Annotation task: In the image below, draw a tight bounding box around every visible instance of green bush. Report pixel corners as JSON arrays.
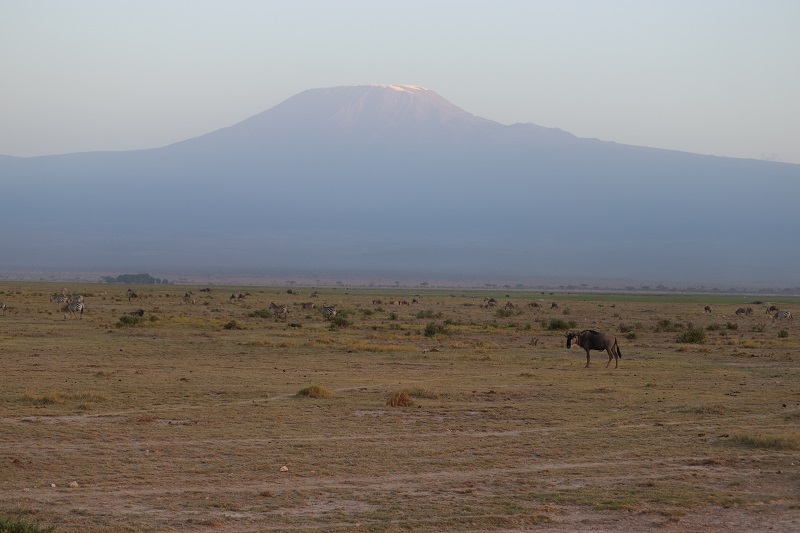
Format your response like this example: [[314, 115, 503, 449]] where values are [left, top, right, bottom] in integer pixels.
[[677, 323, 705, 343], [547, 319, 577, 331], [329, 315, 352, 329], [223, 320, 243, 330], [655, 319, 683, 333], [778, 330, 789, 338], [0, 517, 54, 533], [725, 322, 738, 330], [116, 314, 144, 327], [415, 310, 441, 319], [247, 308, 272, 318], [424, 322, 450, 337]]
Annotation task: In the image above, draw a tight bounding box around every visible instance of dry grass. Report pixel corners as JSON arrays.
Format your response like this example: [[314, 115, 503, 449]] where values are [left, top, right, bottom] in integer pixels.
[[386, 390, 414, 407], [0, 282, 799, 532]]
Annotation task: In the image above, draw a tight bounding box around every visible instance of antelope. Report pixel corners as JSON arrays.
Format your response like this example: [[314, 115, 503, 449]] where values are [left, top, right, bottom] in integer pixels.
[[566, 330, 622, 369]]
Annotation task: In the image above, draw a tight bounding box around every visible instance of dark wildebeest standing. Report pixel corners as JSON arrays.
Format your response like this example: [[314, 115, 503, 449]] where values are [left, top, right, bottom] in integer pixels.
[[566, 330, 622, 369], [704, 305, 712, 313]]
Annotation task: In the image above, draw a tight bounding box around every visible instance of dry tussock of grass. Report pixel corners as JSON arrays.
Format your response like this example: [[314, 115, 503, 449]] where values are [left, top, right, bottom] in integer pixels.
[[296, 385, 331, 398], [21, 390, 110, 406], [346, 342, 414, 353], [387, 390, 414, 407]]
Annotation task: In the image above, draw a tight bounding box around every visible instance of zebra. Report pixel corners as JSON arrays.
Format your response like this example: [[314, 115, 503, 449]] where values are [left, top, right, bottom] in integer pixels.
[[321, 305, 337, 320], [63, 301, 84, 319], [773, 310, 793, 321], [0, 301, 6, 315], [127, 289, 140, 301], [269, 302, 288, 319]]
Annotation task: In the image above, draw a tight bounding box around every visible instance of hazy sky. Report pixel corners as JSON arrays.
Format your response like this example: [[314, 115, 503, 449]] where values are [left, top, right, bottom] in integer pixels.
[[2, 0, 799, 163]]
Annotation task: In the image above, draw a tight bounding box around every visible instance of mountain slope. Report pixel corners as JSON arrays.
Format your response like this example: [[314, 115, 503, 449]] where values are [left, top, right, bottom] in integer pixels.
[[2, 85, 799, 285]]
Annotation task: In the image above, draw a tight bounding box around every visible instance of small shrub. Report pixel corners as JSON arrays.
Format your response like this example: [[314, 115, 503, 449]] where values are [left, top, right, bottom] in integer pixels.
[[729, 433, 798, 450], [778, 330, 789, 338], [725, 322, 738, 331], [388, 312, 398, 320], [387, 390, 414, 407], [116, 314, 144, 327], [424, 322, 450, 337], [495, 308, 514, 318], [408, 387, 439, 399], [706, 323, 721, 331], [752, 323, 766, 332], [288, 323, 302, 328], [223, 320, 243, 330], [655, 319, 683, 333], [625, 332, 637, 340], [248, 309, 272, 319], [0, 517, 55, 533], [677, 323, 705, 344], [329, 315, 352, 329], [296, 385, 331, 399], [415, 310, 441, 319], [619, 324, 635, 333], [548, 319, 576, 330]]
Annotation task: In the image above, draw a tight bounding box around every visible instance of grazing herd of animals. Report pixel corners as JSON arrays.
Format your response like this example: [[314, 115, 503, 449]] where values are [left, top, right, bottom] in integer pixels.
[[0, 290, 794, 371]]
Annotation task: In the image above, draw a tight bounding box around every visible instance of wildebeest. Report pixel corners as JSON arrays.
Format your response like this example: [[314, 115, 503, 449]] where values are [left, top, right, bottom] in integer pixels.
[[128, 309, 145, 317], [127, 289, 139, 301], [301, 302, 316, 310], [566, 330, 622, 369], [551, 302, 559, 310], [704, 305, 712, 313], [735, 307, 753, 316], [766, 305, 779, 314]]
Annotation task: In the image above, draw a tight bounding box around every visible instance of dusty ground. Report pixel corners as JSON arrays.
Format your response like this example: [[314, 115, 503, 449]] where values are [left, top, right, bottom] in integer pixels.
[[1, 283, 798, 531]]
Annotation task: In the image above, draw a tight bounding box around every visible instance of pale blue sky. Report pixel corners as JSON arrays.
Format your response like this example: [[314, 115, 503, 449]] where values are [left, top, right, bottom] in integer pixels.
[[2, 0, 798, 163]]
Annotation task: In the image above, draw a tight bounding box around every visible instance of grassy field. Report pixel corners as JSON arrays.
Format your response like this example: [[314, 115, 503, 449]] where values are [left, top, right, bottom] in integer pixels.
[[1, 282, 798, 532]]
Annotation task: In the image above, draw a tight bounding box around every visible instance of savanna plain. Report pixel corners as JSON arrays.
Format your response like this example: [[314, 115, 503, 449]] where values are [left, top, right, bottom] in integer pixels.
[[1, 282, 799, 532]]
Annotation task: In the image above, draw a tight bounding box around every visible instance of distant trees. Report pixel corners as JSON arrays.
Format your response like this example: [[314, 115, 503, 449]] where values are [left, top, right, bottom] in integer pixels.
[[101, 273, 168, 284]]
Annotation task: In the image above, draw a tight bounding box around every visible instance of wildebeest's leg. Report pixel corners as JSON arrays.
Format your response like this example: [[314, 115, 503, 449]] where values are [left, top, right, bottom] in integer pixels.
[[584, 348, 591, 368], [605, 348, 614, 368]]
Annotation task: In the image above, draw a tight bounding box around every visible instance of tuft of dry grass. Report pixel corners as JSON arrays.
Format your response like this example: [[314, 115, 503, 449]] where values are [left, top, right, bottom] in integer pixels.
[[296, 385, 331, 398], [387, 390, 414, 407]]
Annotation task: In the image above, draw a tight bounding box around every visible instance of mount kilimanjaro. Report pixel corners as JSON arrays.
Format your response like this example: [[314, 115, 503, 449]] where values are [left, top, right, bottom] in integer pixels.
[[2, 84, 799, 285]]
